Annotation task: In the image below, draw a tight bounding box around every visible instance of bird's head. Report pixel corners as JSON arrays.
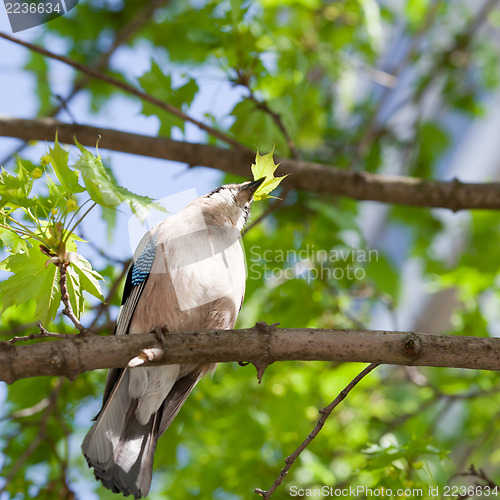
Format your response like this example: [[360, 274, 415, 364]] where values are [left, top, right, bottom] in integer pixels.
[[201, 178, 266, 231]]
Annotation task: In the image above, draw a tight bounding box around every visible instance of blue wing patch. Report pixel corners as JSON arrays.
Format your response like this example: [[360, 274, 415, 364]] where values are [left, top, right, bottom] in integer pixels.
[[131, 235, 157, 286]]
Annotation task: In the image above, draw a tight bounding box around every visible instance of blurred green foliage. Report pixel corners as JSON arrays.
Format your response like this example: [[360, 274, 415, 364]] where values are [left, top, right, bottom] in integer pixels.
[[2, 0, 500, 499]]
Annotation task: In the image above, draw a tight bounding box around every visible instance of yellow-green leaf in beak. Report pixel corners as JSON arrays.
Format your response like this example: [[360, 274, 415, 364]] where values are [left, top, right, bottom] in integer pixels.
[[251, 147, 288, 201]]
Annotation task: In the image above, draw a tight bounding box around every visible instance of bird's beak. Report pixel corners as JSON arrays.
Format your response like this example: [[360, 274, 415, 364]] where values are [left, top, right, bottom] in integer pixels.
[[240, 177, 266, 196]]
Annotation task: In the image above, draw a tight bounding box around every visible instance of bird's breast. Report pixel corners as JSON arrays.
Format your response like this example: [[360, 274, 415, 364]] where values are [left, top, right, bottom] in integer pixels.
[[129, 224, 246, 335]]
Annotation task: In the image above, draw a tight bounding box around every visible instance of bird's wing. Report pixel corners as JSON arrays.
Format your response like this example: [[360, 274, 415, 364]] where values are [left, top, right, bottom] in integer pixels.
[[158, 369, 204, 436], [109, 391, 163, 498], [117, 234, 158, 336], [82, 369, 160, 499], [100, 235, 157, 406], [83, 234, 162, 498]]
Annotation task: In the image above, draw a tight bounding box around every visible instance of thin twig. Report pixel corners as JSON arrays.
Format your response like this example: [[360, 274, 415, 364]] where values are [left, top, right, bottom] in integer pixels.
[[232, 67, 299, 158], [386, 382, 500, 433], [248, 94, 300, 159], [452, 464, 500, 499], [452, 464, 499, 489], [255, 363, 379, 499], [9, 397, 51, 419], [352, 0, 442, 168], [54, 0, 172, 109], [0, 32, 250, 153], [354, 0, 498, 170], [455, 406, 500, 473], [78, 227, 130, 265], [56, 262, 87, 333], [8, 322, 74, 344], [55, 94, 77, 124], [413, 0, 500, 106], [64, 202, 97, 244], [0, 321, 38, 338], [326, 284, 366, 330]]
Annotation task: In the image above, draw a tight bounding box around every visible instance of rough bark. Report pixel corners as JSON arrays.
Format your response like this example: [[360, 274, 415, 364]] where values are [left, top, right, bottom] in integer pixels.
[[0, 116, 498, 211], [1, 327, 500, 384]]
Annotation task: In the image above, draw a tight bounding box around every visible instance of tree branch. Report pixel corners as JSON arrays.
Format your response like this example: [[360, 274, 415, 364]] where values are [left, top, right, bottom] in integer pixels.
[[8, 322, 74, 344], [353, 0, 442, 165], [247, 92, 300, 159], [452, 464, 499, 491], [56, 262, 87, 333], [0, 32, 249, 152], [1, 326, 500, 384], [1, 116, 500, 211], [255, 363, 379, 499]]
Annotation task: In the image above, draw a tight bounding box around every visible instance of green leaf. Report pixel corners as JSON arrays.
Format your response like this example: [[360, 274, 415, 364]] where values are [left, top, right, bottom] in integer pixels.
[[230, 99, 289, 153], [0, 236, 103, 324], [71, 254, 105, 302], [48, 136, 85, 194], [138, 61, 199, 136], [365, 252, 399, 298], [0, 226, 29, 253], [413, 121, 450, 177], [101, 205, 117, 242], [66, 264, 84, 319], [73, 140, 162, 220], [0, 242, 60, 324], [24, 51, 51, 115], [0, 163, 34, 209], [251, 148, 288, 201], [404, 0, 431, 29], [73, 141, 122, 208]]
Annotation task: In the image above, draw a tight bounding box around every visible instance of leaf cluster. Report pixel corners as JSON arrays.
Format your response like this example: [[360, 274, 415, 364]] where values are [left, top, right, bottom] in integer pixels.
[[0, 138, 158, 324]]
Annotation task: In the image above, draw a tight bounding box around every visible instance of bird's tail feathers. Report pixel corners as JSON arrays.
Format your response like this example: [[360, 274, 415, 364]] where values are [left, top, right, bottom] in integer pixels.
[[158, 370, 205, 435], [81, 369, 160, 499], [81, 365, 212, 498]]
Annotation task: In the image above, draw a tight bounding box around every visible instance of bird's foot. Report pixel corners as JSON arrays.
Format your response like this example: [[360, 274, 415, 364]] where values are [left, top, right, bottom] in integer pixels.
[[150, 325, 169, 348]]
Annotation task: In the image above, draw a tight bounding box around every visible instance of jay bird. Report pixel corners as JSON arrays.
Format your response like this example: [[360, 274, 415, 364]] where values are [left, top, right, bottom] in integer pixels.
[[82, 178, 265, 498]]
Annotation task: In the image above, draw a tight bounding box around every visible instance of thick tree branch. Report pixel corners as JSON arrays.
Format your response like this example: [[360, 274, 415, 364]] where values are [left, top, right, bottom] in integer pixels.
[[1, 327, 500, 384], [1, 116, 500, 211]]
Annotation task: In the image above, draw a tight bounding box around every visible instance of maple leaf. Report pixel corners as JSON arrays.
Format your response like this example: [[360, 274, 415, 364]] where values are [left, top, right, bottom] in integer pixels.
[[250, 147, 288, 201]]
